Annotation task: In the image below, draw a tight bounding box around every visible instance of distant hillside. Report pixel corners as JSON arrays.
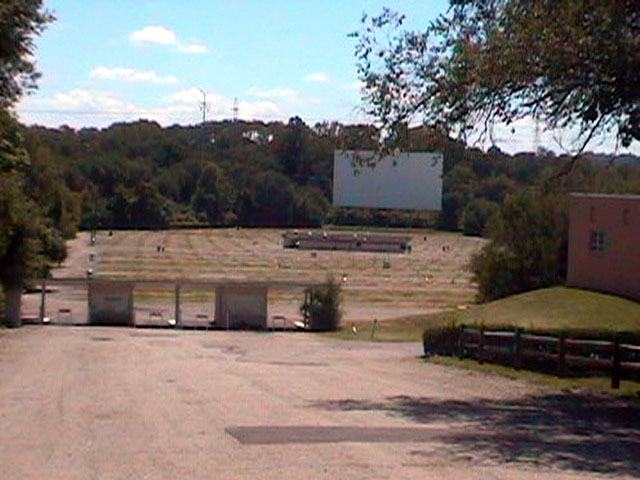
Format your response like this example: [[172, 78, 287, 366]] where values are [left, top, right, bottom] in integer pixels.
[[585, 152, 640, 168], [20, 119, 640, 233]]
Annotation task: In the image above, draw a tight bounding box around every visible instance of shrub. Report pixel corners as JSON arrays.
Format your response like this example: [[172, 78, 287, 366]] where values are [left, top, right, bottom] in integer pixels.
[[300, 276, 343, 331], [462, 198, 499, 236], [422, 322, 461, 356], [470, 190, 568, 302]]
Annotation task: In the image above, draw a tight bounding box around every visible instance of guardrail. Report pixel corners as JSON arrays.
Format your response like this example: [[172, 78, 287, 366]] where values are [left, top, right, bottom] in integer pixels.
[[458, 325, 640, 389]]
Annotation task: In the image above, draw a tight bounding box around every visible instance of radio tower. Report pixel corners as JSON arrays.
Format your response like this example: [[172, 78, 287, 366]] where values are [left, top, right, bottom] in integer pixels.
[[233, 97, 239, 122], [198, 89, 209, 126], [198, 89, 209, 162]]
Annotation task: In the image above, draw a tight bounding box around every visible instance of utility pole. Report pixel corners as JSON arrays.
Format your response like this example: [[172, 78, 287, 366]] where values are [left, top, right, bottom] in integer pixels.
[[198, 89, 209, 162], [233, 97, 238, 122], [199, 88, 209, 126]]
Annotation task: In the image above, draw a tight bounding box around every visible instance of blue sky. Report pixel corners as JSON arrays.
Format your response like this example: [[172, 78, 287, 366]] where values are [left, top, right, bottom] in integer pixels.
[[18, 1, 446, 126], [16, 1, 639, 155]]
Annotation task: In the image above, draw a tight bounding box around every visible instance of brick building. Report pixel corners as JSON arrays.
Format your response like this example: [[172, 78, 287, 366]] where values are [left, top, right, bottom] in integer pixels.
[[567, 193, 640, 301]]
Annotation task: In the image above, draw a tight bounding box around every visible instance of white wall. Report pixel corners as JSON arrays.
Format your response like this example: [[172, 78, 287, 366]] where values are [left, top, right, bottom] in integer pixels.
[[333, 150, 443, 211], [88, 282, 133, 325]]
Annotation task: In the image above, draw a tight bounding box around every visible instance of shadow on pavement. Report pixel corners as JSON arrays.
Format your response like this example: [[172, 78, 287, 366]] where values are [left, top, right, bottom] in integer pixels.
[[309, 392, 640, 475]]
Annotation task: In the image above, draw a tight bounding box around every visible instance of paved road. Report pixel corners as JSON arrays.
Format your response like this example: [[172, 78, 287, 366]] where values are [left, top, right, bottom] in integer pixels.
[[0, 327, 638, 479]]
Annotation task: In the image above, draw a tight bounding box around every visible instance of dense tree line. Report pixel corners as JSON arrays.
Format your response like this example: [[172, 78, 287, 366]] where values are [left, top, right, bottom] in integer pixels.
[[20, 119, 640, 238]]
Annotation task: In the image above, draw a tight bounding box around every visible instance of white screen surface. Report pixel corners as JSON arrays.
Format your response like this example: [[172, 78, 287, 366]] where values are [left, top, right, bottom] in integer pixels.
[[333, 150, 443, 211]]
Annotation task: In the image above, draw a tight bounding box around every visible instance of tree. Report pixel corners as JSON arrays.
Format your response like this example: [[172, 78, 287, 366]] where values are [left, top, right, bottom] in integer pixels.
[[0, 1, 54, 326], [190, 163, 236, 224], [0, 1, 54, 109], [353, 1, 639, 301], [470, 190, 568, 301], [300, 276, 343, 331], [462, 198, 499, 236], [352, 1, 640, 154], [250, 171, 296, 226]]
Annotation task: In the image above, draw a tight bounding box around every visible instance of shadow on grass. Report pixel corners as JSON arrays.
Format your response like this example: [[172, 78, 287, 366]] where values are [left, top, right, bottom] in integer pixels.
[[309, 393, 640, 475]]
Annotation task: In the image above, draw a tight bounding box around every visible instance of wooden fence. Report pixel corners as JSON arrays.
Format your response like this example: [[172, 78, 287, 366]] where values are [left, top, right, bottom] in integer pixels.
[[458, 325, 640, 389]]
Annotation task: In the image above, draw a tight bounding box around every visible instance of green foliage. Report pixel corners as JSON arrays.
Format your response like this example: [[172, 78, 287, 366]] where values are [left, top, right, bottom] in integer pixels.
[[0, 172, 50, 287], [190, 162, 236, 224], [108, 183, 169, 229], [462, 199, 499, 236], [471, 191, 568, 301], [0, 0, 54, 108], [353, 1, 640, 150], [17, 119, 640, 234], [251, 171, 296, 226], [0, 110, 29, 171], [292, 186, 330, 227], [422, 322, 461, 357], [300, 276, 343, 331]]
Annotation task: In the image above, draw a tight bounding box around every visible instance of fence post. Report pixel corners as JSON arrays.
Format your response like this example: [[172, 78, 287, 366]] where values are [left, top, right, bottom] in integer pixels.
[[513, 329, 522, 370], [478, 327, 485, 364], [612, 337, 621, 389], [557, 335, 566, 377], [457, 324, 465, 359], [39, 278, 47, 324], [174, 284, 181, 328]]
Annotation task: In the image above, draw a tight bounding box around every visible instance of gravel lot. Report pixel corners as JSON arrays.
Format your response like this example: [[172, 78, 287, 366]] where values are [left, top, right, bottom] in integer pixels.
[[1, 326, 637, 479]]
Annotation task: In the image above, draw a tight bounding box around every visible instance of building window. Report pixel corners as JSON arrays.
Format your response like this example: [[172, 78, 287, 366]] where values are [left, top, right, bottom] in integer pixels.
[[623, 208, 630, 226], [589, 230, 605, 252]]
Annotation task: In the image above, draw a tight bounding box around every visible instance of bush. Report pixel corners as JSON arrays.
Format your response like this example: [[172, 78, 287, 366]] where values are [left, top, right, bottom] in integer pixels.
[[470, 190, 568, 302], [300, 276, 343, 331], [462, 198, 499, 236], [422, 323, 461, 356]]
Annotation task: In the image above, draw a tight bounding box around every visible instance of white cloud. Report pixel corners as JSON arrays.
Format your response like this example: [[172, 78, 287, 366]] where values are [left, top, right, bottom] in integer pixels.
[[90, 66, 178, 84], [18, 87, 287, 129], [167, 87, 217, 105], [51, 89, 136, 113], [163, 89, 281, 120], [130, 26, 207, 54], [247, 87, 298, 100], [176, 43, 207, 54], [304, 72, 330, 83], [238, 100, 282, 119], [130, 26, 177, 45]]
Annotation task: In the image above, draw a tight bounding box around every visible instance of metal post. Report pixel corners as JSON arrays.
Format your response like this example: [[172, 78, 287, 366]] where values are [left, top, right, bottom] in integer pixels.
[[514, 329, 522, 370], [370, 318, 378, 340], [612, 337, 621, 389], [457, 324, 465, 359], [557, 335, 566, 377], [39, 279, 46, 324], [174, 284, 181, 328]]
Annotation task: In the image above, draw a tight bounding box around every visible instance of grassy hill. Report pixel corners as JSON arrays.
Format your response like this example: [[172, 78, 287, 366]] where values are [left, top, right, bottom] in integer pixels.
[[461, 287, 640, 335], [328, 286, 640, 341]]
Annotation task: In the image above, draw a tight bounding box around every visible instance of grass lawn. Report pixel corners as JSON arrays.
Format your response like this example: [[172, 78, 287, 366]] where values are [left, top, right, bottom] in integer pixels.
[[325, 286, 640, 342], [323, 286, 640, 394], [428, 355, 640, 396], [465, 286, 640, 335]]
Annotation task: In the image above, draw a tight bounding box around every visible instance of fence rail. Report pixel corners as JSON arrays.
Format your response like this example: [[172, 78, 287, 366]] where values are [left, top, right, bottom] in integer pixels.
[[457, 325, 640, 389]]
